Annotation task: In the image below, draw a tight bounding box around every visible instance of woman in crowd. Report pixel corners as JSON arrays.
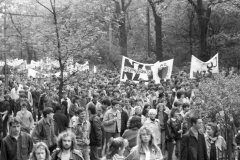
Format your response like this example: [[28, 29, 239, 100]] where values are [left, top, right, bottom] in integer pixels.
[[122, 116, 142, 156], [102, 137, 128, 160], [29, 142, 51, 160], [125, 126, 163, 160], [141, 104, 151, 124], [205, 122, 226, 160]]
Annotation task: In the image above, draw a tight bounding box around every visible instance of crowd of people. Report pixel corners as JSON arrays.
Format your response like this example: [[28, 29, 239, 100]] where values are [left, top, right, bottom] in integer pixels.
[[0, 69, 238, 160]]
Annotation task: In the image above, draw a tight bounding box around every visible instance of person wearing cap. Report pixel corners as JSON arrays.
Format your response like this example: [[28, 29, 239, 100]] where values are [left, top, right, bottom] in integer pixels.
[[1, 117, 33, 160], [31, 107, 57, 153], [16, 100, 34, 134], [103, 100, 121, 154]]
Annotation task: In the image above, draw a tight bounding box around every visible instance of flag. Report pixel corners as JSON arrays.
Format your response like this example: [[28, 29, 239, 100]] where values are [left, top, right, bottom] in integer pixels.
[[190, 53, 219, 79]]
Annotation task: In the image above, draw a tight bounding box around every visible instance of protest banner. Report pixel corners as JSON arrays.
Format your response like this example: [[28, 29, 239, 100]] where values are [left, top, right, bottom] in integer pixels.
[[190, 53, 219, 79], [152, 59, 174, 83], [120, 56, 154, 82]]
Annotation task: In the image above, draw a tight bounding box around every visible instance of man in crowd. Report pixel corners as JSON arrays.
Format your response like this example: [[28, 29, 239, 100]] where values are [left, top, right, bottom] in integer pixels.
[[51, 130, 84, 160], [180, 116, 208, 160], [16, 100, 34, 133], [31, 107, 57, 153], [71, 108, 90, 160], [1, 117, 33, 160], [88, 102, 103, 160], [54, 104, 69, 136]]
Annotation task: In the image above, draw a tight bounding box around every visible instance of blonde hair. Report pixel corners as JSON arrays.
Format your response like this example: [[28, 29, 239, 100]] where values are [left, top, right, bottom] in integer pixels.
[[136, 126, 160, 153], [29, 142, 51, 160]]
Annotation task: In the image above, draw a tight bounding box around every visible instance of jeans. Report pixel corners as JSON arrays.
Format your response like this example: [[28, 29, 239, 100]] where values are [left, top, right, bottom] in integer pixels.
[[76, 145, 90, 160]]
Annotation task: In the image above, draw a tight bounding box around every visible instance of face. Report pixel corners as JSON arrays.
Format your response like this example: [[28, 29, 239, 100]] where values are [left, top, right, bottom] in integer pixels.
[[47, 113, 54, 120], [206, 125, 214, 136], [62, 136, 72, 150], [21, 105, 27, 111], [79, 111, 86, 120], [9, 123, 21, 137], [113, 104, 119, 110], [195, 119, 203, 130], [35, 147, 46, 160], [141, 130, 151, 144], [149, 112, 156, 119]]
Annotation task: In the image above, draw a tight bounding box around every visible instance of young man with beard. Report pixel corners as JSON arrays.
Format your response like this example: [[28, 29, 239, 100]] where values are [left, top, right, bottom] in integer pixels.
[[1, 117, 33, 160], [51, 130, 84, 160]]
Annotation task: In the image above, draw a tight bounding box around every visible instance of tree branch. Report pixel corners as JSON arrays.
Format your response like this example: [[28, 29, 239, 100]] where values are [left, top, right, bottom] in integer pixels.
[[9, 13, 23, 38], [188, 0, 198, 11], [35, 0, 54, 14], [124, 0, 133, 10]]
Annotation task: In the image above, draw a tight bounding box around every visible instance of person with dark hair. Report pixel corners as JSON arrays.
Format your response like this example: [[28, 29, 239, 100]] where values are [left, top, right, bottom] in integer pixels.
[[205, 122, 226, 160], [0, 94, 11, 138], [71, 107, 90, 160], [29, 142, 51, 160], [88, 102, 103, 160], [102, 137, 128, 160], [16, 100, 34, 133], [51, 130, 84, 160], [31, 107, 57, 153], [1, 117, 33, 160], [141, 104, 151, 124], [180, 116, 208, 160], [180, 103, 190, 118], [61, 101, 68, 117], [103, 100, 121, 154], [53, 104, 69, 136], [118, 102, 129, 136], [101, 97, 111, 115], [122, 116, 142, 156]]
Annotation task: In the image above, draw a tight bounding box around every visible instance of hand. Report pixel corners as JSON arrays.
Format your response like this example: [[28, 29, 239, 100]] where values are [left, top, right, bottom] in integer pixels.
[[178, 130, 183, 134], [172, 141, 176, 144]]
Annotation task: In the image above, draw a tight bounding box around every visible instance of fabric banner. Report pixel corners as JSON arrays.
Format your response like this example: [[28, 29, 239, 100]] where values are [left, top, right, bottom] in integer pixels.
[[152, 59, 174, 83], [190, 53, 219, 79], [120, 56, 154, 82]]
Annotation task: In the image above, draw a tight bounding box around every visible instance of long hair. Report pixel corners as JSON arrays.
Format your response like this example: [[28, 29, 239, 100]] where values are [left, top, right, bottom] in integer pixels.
[[106, 137, 128, 159], [136, 126, 160, 153], [29, 142, 51, 160], [57, 130, 76, 150]]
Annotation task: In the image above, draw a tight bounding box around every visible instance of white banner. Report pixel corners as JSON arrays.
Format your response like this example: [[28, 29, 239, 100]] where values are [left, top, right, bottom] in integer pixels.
[[120, 56, 154, 82], [152, 59, 174, 83], [190, 53, 219, 79]]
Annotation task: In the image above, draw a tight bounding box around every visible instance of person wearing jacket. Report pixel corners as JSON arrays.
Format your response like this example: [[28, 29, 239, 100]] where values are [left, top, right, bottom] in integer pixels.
[[51, 130, 84, 160], [125, 126, 163, 160], [1, 117, 33, 160], [205, 122, 226, 160], [88, 102, 103, 160], [103, 100, 121, 152], [31, 107, 57, 153], [180, 116, 208, 160]]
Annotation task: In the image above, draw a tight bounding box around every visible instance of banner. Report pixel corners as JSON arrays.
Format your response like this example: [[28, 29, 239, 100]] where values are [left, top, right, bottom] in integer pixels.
[[120, 56, 154, 82], [190, 53, 219, 79], [152, 59, 174, 83]]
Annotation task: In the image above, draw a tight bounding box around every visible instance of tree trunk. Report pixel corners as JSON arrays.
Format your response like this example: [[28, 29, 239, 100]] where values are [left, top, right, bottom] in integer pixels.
[[26, 42, 33, 64], [149, 0, 163, 61], [188, 0, 211, 61], [188, 9, 194, 56]]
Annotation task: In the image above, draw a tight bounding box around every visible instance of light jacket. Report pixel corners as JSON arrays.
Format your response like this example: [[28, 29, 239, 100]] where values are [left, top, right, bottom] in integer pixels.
[[205, 134, 226, 160], [103, 108, 121, 133], [143, 118, 161, 145], [51, 148, 84, 160], [125, 145, 163, 160]]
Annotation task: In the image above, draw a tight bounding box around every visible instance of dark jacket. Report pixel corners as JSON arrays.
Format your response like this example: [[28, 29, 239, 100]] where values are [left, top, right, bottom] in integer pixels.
[[0, 132, 33, 160], [180, 129, 208, 160], [53, 111, 69, 136], [89, 115, 102, 147], [51, 148, 84, 160], [120, 109, 129, 135]]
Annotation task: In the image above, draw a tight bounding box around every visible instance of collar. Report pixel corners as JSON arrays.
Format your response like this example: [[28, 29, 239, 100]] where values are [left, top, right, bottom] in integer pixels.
[[57, 150, 74, 160]]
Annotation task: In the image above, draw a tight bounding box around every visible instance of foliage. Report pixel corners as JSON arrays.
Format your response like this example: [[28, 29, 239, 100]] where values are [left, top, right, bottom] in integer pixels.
[[198, 73, 240, 127]]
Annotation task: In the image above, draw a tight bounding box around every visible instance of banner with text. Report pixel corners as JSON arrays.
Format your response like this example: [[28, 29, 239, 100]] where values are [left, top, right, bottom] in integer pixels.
[[120, 56, 154, 82], [190, 53, 219, 79]]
